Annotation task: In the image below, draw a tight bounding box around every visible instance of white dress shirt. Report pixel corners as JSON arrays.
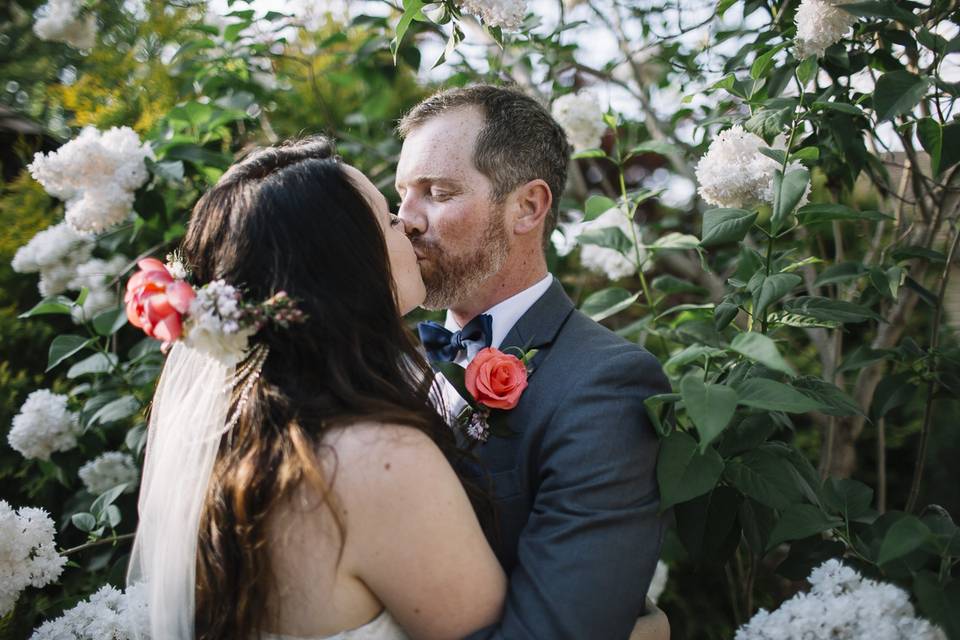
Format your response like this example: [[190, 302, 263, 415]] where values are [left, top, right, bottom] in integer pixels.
[[434, 273, 553, 417]]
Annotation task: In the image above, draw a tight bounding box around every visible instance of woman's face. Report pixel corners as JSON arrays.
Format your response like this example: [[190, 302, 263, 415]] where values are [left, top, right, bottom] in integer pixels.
[[342, 164, 426, 315]]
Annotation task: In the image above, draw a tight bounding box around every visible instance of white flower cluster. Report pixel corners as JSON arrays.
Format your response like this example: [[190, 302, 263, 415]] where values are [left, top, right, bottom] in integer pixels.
[[31, 582, 150, 640], [735, 559, 946, 640], [184, 280, 255, 365], [795, 0, 858, 59], [0, 501, 66, 617], [28, 126, 154, 233], [696, 125, 808, 210], [69, 255, 129, 323], [8, 389, 80, 461], [552, 91, 607, 152], [647, 560, 669, 605], [11, 222, 94, 297], [78, 451, 139, 496], [33, 0, 97, 50], [164, 252, 188, 281], [458, 0, 526, 30], [577, 205, 651, 281]]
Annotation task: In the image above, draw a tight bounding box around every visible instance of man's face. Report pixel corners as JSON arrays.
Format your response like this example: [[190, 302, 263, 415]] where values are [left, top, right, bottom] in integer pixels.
[[395, 107, 511, 310]]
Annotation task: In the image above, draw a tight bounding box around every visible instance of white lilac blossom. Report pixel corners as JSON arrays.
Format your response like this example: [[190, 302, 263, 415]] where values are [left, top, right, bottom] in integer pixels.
[[28, 126, 154, 233], [647, 560, 668, 605], [8, 390, 80, 461], [551, 91, 607, 152], [735, 559, 947, 640], [78, 451, 139, 496], [11, 222, 94, 297], [69, 255, 129, 322], [795, 0, 858, 59], [577, 205, 651, 281], [0, 501, 67, 617], [30, 582, 150, 640], [695, 125, 808, 210], [184, 280, 256, 365], [33, 0, 97, 50], [164, 252, 188, 281], [458, 0, 526, 30]]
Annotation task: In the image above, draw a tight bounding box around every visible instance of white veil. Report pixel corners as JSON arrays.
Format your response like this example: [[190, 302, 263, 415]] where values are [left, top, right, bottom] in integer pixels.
[[127, 341, 232, 639]]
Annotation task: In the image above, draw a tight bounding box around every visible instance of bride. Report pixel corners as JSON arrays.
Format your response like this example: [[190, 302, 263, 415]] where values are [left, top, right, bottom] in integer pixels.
[[126, 136, 668, 639]]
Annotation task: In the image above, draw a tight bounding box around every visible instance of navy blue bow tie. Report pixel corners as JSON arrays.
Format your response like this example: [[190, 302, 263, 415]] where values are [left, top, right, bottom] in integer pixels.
[[417, 314, 493, 363]]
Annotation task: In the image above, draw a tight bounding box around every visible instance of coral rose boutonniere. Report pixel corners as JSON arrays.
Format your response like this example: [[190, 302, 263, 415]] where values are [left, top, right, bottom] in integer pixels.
[[434, 347, 536, 444]]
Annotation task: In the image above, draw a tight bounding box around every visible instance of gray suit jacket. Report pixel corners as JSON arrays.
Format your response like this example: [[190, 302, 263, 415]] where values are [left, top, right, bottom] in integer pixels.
[[461, 278, 671, 640]]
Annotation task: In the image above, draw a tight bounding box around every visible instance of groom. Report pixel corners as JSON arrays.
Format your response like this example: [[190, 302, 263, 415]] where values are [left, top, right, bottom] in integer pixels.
[[396, 84, 670, 639]]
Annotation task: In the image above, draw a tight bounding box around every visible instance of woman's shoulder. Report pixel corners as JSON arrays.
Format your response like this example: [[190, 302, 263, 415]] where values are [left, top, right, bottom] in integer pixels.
[[321, 422, 456, 505]]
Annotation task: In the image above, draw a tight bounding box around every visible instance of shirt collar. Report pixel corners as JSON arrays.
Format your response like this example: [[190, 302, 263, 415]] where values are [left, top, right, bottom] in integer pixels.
[[444, 273, 554, 351]]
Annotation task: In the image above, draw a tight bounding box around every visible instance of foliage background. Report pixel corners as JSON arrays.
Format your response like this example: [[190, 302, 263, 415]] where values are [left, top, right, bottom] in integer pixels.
[[1, 0, 959, 637]]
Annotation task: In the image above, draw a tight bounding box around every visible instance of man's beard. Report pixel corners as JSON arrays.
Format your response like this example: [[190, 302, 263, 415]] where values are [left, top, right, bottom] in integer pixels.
[[414, 207, 510, 310]]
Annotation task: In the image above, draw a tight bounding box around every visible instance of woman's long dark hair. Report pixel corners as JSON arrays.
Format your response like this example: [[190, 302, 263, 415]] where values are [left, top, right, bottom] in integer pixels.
[[181, 137, 485, 639]]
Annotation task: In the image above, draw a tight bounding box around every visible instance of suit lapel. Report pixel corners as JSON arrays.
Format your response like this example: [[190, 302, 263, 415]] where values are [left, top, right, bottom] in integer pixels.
[[498, 277, 575, 375]]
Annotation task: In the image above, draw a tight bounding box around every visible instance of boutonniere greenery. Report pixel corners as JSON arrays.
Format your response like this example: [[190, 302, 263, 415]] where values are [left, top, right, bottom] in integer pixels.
[[433, 346, 537, 443]]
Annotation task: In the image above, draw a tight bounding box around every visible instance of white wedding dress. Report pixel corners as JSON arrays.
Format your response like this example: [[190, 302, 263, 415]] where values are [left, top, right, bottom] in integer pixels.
[[261, 610, 409, 640]]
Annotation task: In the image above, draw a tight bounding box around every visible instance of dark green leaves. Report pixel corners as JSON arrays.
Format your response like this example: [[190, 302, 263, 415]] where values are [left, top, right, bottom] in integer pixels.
[[584, 195, 617, 221], [730, 332, 796, 377], [796, 203, 892, 225], [700, 208, 757, 247], [680, 374, 738, 451], [19, 296, 75, 319], [771, 168, 809, 233], [782, 296, 883, 323], [752, 273, 802, 319], [873, 70, 930, 122], [390, 0, 426, 62], [767, 504, 843, 549], [578, 226, 633, 256], [734, 378, 825, 413], [917, 119, 960, 176], [579, 287, 640, 322], [878, 515, 932, 565], [657, 430, 725, 511], [839, 1, 920, 27], [47, 335, 95, 372]]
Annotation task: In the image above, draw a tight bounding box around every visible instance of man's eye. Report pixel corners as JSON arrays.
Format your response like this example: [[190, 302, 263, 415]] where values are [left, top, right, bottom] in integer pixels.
[[389, 215, 402, 227], [430, 191, 451, 200]]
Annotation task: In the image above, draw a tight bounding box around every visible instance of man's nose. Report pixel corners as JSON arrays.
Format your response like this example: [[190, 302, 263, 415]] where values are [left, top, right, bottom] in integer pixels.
[[397, 198, 427, 237]]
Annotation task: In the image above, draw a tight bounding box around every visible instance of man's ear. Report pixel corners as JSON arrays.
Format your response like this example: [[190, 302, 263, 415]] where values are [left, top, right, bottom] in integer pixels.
[[512, 179, 552, 236]]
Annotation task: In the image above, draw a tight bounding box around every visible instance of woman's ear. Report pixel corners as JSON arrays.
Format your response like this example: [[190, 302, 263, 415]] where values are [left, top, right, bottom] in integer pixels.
[[512, 179, 552, 236]]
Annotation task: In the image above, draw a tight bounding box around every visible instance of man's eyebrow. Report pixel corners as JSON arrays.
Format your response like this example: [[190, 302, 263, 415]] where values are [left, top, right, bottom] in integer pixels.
[[396, 175, 462, 188]]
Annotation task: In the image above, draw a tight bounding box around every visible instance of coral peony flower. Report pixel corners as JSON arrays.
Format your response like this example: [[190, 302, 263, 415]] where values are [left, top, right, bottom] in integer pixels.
[[466, 347, 529, 410], [124, 258, 195, 343]]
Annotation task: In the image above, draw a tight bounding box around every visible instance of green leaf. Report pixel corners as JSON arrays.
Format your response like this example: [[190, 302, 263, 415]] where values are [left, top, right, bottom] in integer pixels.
[[627, 140, 682, 158], [790, 146, 819, 162], [578, 226, 633, 256], [796, 56, 818, 86], [665, 344, 725, 371], [873, 70, 930, 122], [823, 477, 874, 520], [724, 448, 806, 510], [715, 301, 740, 331], [644, 393, 678, 438], [18, 296, 75, 319], [72, 512, 97, 533], [92, 307, 128, 337], [796, 203, 892, 225], [91, 484, 129, 519], [572, 148, 607, 160], [917, 118, 943, 176], [89, 395, 141, 426], [878, 515, 932, 565], [657, 430, 725, 511], [67, 353, 118, 379], [750, 44, 786, 80], [729, 332, 796, 377], [782, 296, 883, 323], [580, 287, 640, 322], [836, 346, 891, 374], [700, 208, 758, 247], [675, 486, 742, 563], [814, 261, 867, 287], [718, 415, 779, 458], [771, 167, 810, 233], [752, 273, 802, 319], [839, 1, 920, 26], [734, 378, 825, 413], [767, 504, 843, 549], [914, 572, 960, 639], [652, 275, 707, 296], [584, 195, 617, 221], [891, 246, 947, 264], [680, 374, 738, 451], [390, 0, 426, 62], [647, 232, 700, 251], [810, 101, 865, 117], [758, 146, 787, 164], [47, 335, 94, 372], [793, 377, 864, 416]]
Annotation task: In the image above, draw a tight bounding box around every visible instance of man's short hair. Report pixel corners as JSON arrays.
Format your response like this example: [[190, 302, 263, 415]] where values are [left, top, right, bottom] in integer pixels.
[[397, 84, 572, 251]]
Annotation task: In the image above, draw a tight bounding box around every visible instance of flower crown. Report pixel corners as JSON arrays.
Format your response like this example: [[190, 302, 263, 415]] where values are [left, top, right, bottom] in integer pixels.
[[124, 252, 305, 365]]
